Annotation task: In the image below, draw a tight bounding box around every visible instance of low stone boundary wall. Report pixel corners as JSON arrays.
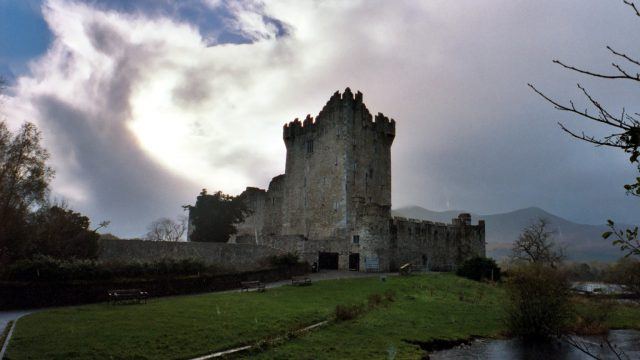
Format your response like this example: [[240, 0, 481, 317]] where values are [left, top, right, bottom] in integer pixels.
[[98, 239, 285, 271]]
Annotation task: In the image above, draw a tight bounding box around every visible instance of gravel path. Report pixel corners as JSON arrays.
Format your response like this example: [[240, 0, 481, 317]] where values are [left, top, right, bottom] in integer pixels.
[[264, 270, 394, 289], [0, 311, 30, 334], [0, 311, 29, 359]]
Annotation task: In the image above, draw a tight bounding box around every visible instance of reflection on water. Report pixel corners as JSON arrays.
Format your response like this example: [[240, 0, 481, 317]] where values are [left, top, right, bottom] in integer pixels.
[[571, 282, 626, 295], [429, 330, 640, 360]]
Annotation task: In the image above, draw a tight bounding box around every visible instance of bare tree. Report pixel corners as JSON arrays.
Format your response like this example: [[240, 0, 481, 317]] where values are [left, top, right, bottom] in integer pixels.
[[529, 0, 640, 258], [561, 334, 627, 360], [511, 218, 565, 267], [145, 216, 187, 242], [93, 220, 111, 233]]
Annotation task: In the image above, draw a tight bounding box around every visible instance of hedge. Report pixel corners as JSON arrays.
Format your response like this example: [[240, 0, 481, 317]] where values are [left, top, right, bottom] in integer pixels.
[[0, 263, 309, 310], [1, 256, 211, 282]]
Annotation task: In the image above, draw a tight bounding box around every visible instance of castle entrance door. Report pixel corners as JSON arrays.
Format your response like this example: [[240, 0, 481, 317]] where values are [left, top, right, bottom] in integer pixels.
[[349, 253, 360, 271], [318, 252, 339, 270]]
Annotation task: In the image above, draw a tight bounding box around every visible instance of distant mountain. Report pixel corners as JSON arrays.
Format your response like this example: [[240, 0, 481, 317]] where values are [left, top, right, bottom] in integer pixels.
[[392, 206, 633, 262]]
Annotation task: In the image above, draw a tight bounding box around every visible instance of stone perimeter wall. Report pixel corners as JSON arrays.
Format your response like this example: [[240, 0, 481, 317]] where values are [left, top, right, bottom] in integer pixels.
[[391, 214, 486, 271], [97, 239, 285, 272]]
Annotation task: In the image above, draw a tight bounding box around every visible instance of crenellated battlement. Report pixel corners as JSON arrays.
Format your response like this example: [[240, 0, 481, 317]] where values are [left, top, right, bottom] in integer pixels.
[[283, 88, 396, 143], [392, 213, 484, 230]]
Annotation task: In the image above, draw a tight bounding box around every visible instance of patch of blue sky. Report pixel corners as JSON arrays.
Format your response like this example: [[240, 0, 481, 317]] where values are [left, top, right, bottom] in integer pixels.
[[0, 0, 51, 80], [0, 0, 287, 80]]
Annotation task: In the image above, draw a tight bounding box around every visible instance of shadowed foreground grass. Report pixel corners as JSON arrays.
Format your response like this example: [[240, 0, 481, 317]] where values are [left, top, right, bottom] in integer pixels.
[[247, 289, 640, 359], [5, 274, 640, 359]]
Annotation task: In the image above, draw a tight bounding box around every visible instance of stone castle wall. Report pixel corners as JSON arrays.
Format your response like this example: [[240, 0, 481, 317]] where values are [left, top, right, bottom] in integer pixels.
[[195, 89, 485, 272], [108, 89, 484, 272], [97, 239, 285, 271], [391, 214, 486, 271]]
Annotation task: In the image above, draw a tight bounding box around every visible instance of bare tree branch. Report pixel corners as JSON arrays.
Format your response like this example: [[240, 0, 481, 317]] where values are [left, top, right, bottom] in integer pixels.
[[624, 0, 640, 17], [608, 46, 640, 67], [561, 334, 628, 360], [529, 82, 639, 162], [553, 59, 640, 82]]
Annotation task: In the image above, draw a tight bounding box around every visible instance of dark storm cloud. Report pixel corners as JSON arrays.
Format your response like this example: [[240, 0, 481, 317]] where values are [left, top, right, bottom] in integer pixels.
[[20, 8, 204, 235], [34, 94, 198, 236], [172, 67, 214, 108]]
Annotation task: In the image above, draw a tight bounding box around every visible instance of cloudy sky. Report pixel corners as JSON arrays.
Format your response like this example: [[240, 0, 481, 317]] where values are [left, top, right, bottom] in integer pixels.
[[1, 0, 639, 237]]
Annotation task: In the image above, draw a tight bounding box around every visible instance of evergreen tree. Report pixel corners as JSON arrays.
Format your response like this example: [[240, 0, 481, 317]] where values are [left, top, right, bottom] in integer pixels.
[[186, 189, 249, 243]]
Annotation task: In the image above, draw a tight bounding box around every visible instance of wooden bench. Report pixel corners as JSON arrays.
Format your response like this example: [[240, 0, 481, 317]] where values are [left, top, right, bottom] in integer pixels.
[[240, 280, 265, 292], [291, 276, 312, 286], [108, 289, 149, 304], [399, 263, 412, 276]]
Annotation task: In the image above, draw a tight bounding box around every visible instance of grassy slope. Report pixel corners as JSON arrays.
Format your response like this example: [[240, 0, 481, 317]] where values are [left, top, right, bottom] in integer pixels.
[[251, 287, 640, 359], [5, 274, 639, 360], [246, 275, 506, 359]]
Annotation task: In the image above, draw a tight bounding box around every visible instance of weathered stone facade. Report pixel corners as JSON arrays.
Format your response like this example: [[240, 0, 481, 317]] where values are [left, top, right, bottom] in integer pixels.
[[195, 89, 485, 272], [391, 214, 485, 271]]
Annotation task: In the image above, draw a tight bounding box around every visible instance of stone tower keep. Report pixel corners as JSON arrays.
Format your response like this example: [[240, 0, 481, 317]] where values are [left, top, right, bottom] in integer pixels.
[[279, 88, 395, 270], [195, 88, 485, 272]]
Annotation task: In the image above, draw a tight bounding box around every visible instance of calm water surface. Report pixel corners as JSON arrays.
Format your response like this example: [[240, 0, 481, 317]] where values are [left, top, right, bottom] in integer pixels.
[[430, 330, 640, 360]]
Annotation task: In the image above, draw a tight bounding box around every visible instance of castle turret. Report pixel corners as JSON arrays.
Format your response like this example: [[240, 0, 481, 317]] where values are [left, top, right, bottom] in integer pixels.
[[279, 88, 396, 270]]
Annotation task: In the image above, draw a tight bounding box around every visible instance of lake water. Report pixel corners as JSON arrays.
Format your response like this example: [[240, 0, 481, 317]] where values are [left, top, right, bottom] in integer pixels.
[[571, 282, 626, 295], [429, 330, 640, 360]]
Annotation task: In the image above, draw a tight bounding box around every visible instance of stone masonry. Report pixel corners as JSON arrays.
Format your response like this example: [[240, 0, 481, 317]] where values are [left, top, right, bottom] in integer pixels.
[[192, 88, 485, 272]]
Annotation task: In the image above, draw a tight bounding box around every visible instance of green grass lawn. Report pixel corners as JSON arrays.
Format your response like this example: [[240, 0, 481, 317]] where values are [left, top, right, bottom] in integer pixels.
[[5, 274, 640, 360], [246, 275, 507, 359]]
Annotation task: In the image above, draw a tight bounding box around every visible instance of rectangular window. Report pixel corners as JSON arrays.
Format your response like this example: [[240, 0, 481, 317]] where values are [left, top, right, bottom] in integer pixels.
[[306, 140, 314, 153], [353, 235, 360, 244]]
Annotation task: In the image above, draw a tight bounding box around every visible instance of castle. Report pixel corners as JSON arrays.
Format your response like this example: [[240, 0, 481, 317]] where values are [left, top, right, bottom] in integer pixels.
[[190, 88, 485, 272]]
